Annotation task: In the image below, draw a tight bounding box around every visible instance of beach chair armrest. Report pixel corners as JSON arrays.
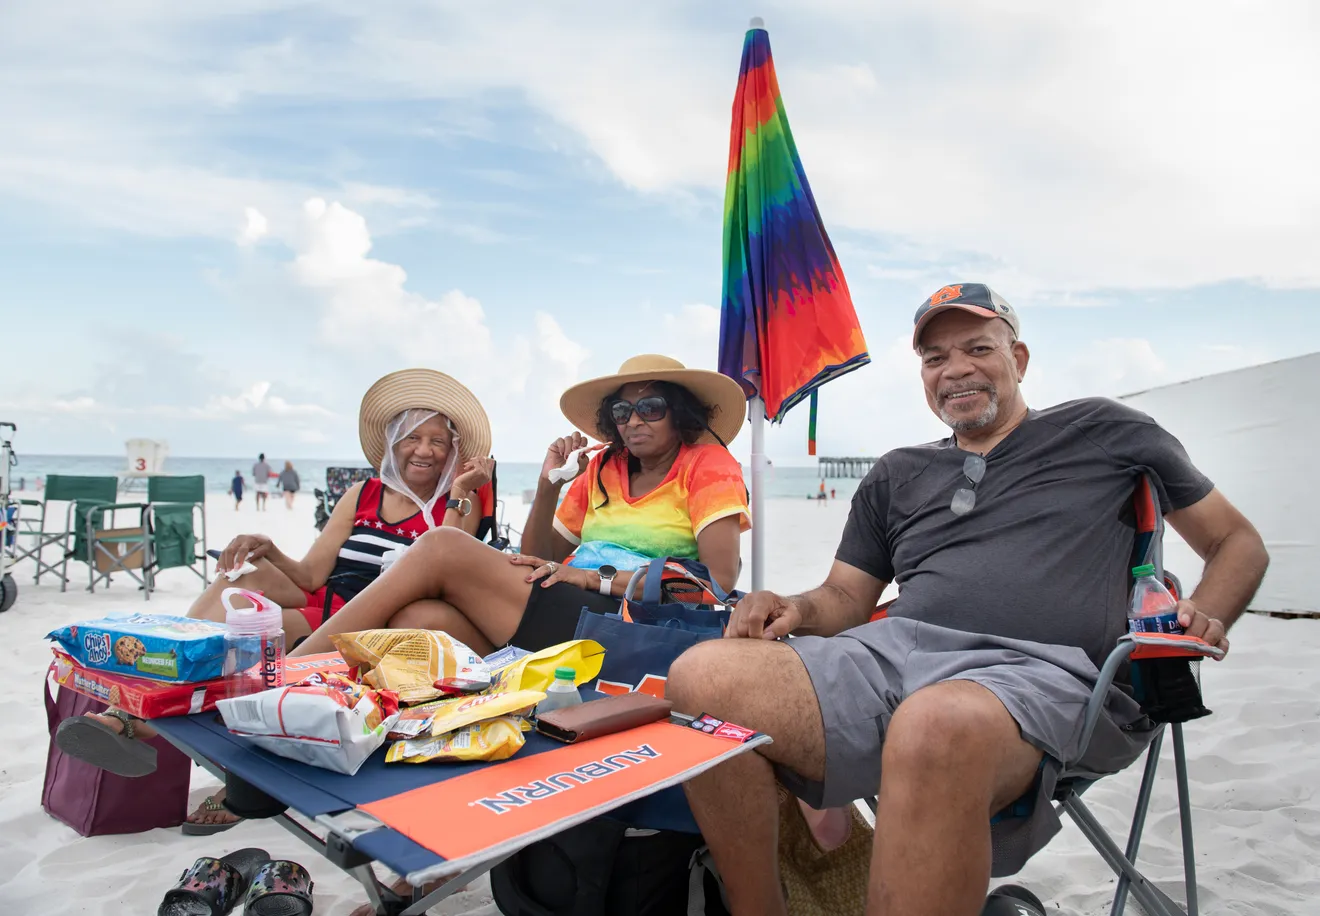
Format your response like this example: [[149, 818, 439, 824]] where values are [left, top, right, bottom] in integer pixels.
[[1119, 631, 1225, 661], [1070, 641, 1138, 768]]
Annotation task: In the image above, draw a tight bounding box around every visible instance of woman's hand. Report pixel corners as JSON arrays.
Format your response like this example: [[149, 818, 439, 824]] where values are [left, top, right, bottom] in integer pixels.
[[540, 433, 591, 485], [511, 553, 599, 591], [451, 456, 493, 496], [218, 534, 277, 573]]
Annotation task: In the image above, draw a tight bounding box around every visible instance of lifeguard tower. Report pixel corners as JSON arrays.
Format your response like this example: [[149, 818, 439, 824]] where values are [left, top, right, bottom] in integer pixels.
[[121, 438, 169, 492]]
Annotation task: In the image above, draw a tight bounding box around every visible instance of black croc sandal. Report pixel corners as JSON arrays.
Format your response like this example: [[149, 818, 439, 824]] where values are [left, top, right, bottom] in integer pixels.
[[56, 709, 158, 777], [158, 847, 270, 916], [982, 883, 1046, 916], [243, 860, 314, 915]]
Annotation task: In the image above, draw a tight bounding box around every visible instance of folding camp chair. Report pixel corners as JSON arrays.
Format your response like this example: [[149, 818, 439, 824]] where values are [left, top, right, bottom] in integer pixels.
[[861, 474, 1221, 915], [11, 475, 118, 591], [84, 475, 209, 599], [314, 467, 376, 531]]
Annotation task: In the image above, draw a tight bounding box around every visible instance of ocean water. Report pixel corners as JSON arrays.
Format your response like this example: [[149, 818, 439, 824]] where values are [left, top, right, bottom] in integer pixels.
[[10, 454, 873, 502]]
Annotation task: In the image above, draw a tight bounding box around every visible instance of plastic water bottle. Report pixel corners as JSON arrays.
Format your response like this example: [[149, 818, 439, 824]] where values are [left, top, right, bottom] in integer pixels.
[[1128, 564, 1184, 635], [221, 587, 286, 696], [535, 667, 583, 717]]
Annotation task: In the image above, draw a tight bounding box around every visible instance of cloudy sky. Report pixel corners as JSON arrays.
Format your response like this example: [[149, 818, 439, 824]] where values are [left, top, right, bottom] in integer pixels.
[[4, 1, 1318, 463]]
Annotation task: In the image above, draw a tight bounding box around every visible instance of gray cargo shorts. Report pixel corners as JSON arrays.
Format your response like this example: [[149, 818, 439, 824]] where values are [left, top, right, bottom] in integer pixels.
[[779, 616, 1158, 875]]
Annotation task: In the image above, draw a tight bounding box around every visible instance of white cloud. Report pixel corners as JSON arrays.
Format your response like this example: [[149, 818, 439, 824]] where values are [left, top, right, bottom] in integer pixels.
[[238, 206, 268, 246], [285, 197, 594, 459]]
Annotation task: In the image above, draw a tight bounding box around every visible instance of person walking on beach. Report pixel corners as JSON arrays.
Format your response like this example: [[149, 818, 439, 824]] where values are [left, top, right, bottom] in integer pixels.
[[229, 471, 244, 511], [278, 460, 300, 510], [252, 453, 273, 511]]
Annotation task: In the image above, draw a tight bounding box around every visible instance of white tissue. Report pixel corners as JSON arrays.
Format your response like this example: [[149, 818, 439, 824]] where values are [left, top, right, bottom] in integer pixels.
[[380, 544, 409, 574], [223, 560, 258, 582], [548, 445, 595, 485]]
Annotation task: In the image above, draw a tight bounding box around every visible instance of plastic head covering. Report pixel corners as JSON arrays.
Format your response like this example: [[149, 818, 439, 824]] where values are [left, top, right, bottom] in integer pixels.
[[379, 408, 460, 529]]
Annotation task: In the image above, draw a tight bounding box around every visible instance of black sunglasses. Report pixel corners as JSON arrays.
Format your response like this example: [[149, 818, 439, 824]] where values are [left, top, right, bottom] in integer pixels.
[[610, 396, 669, 425], [950, 454, 986, 516]]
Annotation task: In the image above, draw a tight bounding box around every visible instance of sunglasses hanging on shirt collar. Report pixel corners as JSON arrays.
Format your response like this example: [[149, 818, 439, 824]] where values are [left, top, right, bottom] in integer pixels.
[[951, 454, 987, 516]]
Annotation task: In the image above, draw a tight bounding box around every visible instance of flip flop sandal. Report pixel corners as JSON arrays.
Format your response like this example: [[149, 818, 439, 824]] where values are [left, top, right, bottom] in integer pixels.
[[158, 847, 270, 916], [55, 709, 158, 777], [982, 883, 1046, 916], [243, 860, 314, 915], [181, 793, 244, 836]]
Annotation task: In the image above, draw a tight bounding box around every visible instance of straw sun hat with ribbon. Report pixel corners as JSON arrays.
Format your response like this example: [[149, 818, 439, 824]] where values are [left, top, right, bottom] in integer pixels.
[[358, 369, 492, 469], [559, 354, 747, 446]]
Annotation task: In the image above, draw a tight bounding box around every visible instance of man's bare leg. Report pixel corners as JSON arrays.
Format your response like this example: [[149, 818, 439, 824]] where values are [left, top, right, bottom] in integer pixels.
[[870, 680, 1042, 915], [666, 639, 828, 916], [292, 528, 534, 656]]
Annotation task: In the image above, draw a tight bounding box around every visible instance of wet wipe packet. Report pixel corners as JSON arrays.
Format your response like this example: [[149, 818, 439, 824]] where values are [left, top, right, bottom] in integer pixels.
[[331, 629, 490, 705]]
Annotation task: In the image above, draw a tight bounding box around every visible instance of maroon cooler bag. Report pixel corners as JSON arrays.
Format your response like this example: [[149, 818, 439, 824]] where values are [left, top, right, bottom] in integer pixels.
[[42, 664, 191, 835]]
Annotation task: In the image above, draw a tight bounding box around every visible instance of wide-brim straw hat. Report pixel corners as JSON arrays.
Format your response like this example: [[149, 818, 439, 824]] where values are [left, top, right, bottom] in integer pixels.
[[359, 369, 492, 469], [559, 355, 746, 446]]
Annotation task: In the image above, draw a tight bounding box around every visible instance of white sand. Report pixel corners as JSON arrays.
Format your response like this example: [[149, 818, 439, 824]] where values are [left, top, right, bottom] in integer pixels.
[[1, 491, 1316, 914]]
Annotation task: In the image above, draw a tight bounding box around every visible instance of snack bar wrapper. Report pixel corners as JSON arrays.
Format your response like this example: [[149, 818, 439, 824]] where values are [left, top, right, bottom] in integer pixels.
[[332, 629, 490, 705], [384, 688, 546, 741], [216, 673, 400, 775], [385, 716, 527, 764], [48, 613, 228, 684]]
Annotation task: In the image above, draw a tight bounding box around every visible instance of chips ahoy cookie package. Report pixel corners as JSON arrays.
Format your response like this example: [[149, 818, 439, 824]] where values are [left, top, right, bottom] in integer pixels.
[[47, 613, 229, 684]]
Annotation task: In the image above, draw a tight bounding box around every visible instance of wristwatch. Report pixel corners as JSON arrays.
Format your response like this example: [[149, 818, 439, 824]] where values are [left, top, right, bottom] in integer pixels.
[[597, 565, 617, 596], [446, 497, 473, 517]]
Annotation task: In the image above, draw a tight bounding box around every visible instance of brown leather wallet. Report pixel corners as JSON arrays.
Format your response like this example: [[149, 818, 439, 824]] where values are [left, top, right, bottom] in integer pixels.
[[535, 693, 674, 743]]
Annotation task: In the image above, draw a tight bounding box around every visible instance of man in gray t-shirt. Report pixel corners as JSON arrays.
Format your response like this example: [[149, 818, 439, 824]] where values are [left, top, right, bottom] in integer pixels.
[[667, 284, 1268, 916], [252, 453, 272, 511]]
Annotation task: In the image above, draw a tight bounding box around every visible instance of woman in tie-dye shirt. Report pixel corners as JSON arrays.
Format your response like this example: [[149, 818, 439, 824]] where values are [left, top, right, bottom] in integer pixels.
[[292, 354, 749, 657]]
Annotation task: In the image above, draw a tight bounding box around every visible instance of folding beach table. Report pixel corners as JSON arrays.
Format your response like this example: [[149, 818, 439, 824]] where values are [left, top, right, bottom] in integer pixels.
[[151, 695, 767, 915]]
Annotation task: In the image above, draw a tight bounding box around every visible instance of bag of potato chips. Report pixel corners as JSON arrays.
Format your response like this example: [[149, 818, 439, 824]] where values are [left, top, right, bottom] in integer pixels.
[[386, 716, 527, 764], [331, 629, 490, 705], [488, 639, 605, 694], [216, 673, 399, 775]]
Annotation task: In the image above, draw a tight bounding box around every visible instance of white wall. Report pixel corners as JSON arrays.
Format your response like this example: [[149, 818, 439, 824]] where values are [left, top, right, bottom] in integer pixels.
[[1121, 353, 1318, 613]]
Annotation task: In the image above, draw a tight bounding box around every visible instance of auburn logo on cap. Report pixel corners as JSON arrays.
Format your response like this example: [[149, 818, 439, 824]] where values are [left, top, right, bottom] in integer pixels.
[[928, 284, 963, 306]]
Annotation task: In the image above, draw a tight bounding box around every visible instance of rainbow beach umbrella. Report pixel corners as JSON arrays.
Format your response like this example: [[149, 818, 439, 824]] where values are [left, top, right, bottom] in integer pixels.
[[718, 18, 870, 589]]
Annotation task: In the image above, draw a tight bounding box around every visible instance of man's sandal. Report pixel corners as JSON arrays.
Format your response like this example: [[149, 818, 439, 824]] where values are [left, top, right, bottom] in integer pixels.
[[55, 709, 158, 778], [181, 793, 243, 837]]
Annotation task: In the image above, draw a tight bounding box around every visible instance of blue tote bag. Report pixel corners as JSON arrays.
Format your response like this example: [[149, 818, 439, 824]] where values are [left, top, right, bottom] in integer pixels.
[[573, 558, 738, 698]]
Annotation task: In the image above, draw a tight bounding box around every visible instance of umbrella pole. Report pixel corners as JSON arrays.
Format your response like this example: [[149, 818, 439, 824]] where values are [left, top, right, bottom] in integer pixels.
[[749, 397, 766, 592]]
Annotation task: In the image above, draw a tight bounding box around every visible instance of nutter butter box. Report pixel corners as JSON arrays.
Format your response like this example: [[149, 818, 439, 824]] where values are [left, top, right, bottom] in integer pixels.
[[50, 649, 348, 719]]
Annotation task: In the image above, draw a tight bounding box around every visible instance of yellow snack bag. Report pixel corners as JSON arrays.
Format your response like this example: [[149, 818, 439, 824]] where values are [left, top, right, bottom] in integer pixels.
[[385, 716, 526, 764], [488, 639, 605, 694], [331, 629, 490, 705], [426, 689, 546, 737]]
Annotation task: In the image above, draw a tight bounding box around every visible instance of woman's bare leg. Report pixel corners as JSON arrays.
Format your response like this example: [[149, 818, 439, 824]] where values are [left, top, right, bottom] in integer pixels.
[[292, 528, 533, 656], [388, 599, 494, 656], [186, 556, 313, 643], [80, 558, 314, 742]]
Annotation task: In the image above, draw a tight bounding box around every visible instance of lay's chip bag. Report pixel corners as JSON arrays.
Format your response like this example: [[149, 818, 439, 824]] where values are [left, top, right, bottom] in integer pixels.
[[487, 639, 605, 694], [331, 629, 490, 705]]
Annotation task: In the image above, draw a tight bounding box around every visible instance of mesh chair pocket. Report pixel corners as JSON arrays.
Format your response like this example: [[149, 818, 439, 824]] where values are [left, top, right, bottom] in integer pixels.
[[1130, 657, 1210, 723]]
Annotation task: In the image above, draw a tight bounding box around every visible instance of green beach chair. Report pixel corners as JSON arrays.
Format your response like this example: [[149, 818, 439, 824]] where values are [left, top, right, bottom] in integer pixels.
[[12, 475, 118, 591], [86, 474, 208, 599]]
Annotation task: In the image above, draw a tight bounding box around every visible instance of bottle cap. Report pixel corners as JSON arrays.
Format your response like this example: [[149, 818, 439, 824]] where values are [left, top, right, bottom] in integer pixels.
[[1131, 564, 1156, 578], [222, 587, 284, 636], [554, 667, 576, 680]]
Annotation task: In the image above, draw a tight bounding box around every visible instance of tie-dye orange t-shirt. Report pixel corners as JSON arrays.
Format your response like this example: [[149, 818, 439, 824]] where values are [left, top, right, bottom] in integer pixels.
[[553, 443, 751, 569]]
